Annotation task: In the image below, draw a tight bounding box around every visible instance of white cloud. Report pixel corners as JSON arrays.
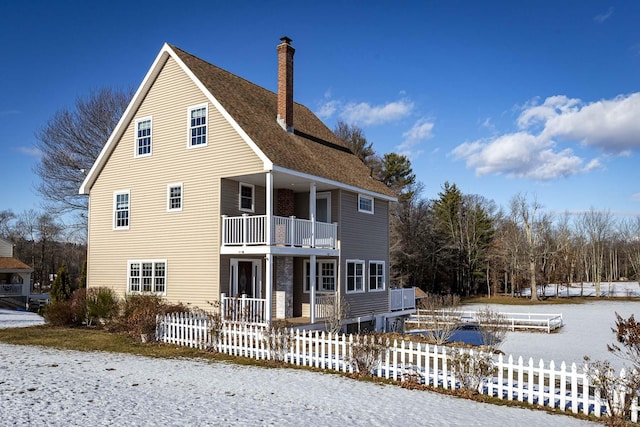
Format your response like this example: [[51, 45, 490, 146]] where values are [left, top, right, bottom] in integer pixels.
[[540, 93, 640, 153], [452, 92, 640, 181], [341, 99, 414, 125], [594, 7, 614, 23], [18, 146, 41, 157], [315, 100, 339, 119], [315, 95, 414, 126], [397, 118, 435, 158], [632, 193, 640, 202]]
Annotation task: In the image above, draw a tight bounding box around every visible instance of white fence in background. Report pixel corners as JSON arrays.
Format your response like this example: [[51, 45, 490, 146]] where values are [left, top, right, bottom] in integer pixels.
[[406, 310, 563, 333], [157, 312, 639, 422]]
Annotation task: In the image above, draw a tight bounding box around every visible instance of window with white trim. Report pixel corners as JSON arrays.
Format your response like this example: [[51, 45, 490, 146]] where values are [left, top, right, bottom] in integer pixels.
[[369, 261, 385, 291], [188, 104, 207, 147], [167, 183, 183, 212], [128, 260, 166, 294], [358, 194, 374, 214], [113, 190, 130, 230], [346, 260, 365, 293], [239, 183, 254, 212], [304, 260, 336, 293], [135, 117, 152, 157]]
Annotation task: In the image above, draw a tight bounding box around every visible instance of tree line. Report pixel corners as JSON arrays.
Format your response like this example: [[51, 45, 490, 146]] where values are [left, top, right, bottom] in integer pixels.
[[334, 121, 640, 300]]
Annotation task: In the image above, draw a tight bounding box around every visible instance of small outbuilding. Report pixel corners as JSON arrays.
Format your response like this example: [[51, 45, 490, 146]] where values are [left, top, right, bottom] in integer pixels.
[[0, 238, 33, 309]]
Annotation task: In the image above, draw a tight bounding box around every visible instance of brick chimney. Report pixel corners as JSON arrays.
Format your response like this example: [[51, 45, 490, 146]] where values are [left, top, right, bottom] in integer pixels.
[[277, 36, 295, 132]]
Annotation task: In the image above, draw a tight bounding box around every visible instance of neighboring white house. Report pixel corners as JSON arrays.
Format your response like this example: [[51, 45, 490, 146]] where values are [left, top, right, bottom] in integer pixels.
[[0, 238, 33, 308]]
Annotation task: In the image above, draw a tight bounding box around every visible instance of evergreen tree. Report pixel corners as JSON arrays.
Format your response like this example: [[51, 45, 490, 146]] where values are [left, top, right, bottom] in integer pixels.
[[50, 262, 72, 303]]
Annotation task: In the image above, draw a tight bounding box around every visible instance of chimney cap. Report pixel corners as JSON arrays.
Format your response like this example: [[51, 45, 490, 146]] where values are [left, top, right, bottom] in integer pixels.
[[280, 36, 293, 45]]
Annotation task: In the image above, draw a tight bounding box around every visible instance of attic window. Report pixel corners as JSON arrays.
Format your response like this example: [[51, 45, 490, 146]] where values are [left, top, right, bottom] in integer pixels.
[[135, 117, 152, 157], [188, 104, 207, 147]]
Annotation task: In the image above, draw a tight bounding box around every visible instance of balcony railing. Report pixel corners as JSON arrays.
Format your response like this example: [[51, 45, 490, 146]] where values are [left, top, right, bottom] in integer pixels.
[[0, 284, 24, 296], [390, 287, 416, 311], [222, 214, 337, 250]]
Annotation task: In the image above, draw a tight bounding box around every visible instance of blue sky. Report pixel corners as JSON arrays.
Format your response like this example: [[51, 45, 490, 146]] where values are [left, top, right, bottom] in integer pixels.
[[2, 0, 640, 220]]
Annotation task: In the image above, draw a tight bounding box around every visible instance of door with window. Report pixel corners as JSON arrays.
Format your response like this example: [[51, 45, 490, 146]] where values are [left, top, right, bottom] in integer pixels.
[[230, 259, 262, 298], [316, 192, 331, 223]]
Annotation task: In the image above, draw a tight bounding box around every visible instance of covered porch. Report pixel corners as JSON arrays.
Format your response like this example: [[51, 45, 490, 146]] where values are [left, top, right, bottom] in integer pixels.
[[220, 169, 344, 325]]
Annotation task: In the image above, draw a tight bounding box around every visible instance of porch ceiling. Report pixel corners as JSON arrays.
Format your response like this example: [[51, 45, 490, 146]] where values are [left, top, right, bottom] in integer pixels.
[[225, 171, 342, 193]]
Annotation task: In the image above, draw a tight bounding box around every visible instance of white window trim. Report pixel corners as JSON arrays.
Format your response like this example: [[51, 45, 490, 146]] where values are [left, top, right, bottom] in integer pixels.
[[303, 259, 337, 293], [134, 116, 152, 158], [238, 182, 255, 213], [113, 189, 130, 230], [187, 103, 208, 148], [127, 259, 167, 296], [167, 183, 183, 212], [346, 259, 365, 294], [358, 194, 374, 214], [368, 260, 386, 292]]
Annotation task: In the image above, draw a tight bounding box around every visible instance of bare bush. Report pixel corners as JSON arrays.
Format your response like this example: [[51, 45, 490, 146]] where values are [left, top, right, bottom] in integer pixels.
[[414, 293, 461, 344], [583, 312, 640, 424], [264, 322, 293, 363], [450, 348, 494, 394], [476, 306, 508, 351], [324, 295, 350, 334], [347, 334, 386, 377]]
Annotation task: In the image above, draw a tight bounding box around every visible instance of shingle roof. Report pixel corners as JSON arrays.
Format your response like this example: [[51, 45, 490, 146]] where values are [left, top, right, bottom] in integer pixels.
[[170, 45, 395, 198], [0, 257, 32, 271]]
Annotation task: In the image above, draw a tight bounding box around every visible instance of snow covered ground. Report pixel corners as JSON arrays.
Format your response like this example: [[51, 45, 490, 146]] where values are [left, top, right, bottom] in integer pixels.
[[464, 299, 639, 372], [0, 309, 599, 426], [520, 281, 640, 297]]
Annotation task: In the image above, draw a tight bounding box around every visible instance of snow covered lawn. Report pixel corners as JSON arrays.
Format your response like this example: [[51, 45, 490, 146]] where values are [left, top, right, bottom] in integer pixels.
[[0, 342, 596, 426], [0, 308, 599, 426]]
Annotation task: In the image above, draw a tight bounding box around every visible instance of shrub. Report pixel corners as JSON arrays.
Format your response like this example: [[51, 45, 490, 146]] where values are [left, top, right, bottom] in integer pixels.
[[43, 301, 74, 326], [450, 348, 495, 395], [69, 288, 88, 325], [119, 294, 187, 341], [414, 293, 461, 345], [346, 334, 386, 377], [264, 321, 293, 362], [86, 287, 120, 326]]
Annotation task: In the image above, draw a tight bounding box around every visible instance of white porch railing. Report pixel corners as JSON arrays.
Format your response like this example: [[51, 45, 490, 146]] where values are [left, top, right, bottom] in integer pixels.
[[222, 214, 337, 249], [390, 287, 416, 311], [220, 293, 268, 325], [315, 293, 337, 320]]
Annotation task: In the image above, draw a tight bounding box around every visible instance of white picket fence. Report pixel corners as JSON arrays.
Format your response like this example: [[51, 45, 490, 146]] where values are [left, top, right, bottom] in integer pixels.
[[156, 312, 639, 422]]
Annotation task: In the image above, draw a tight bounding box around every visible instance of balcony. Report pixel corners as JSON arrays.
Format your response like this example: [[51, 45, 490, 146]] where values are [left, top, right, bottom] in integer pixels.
[[222, 214, 338, 250]]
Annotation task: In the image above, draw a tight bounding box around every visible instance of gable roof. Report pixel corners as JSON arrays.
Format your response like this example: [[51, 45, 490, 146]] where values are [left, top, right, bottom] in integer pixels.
[[0, 257, 32, 271], [80, 42, 395, 200]]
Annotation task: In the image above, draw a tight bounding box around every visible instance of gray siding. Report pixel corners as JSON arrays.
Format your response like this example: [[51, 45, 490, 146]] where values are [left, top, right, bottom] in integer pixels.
[[338, 191, 390, 317]]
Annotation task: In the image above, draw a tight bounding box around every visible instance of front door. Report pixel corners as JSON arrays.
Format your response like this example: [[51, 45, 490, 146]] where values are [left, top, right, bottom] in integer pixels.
[[230, 259, 262, 298]]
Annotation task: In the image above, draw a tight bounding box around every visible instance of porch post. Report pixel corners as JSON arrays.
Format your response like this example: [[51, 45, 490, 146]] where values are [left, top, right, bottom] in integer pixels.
[[309, 182, 316, 247], [266, 171, 273, 245], [310, 254, 316, 323], [265, 253, 272, 323]]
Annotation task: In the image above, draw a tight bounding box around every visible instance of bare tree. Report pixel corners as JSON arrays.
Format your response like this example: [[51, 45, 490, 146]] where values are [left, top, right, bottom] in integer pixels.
[[510, 193, 550, 301], [34, 87, 133, 229], [577, 208, 614, 297]]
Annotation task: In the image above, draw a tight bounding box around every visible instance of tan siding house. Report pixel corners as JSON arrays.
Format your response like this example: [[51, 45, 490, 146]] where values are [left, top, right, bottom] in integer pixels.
[[81, 37, 405, 330]]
